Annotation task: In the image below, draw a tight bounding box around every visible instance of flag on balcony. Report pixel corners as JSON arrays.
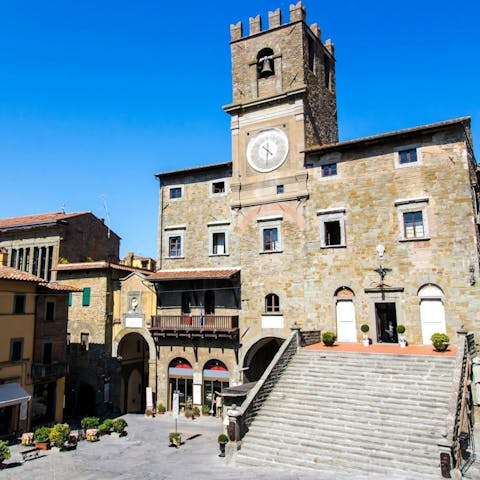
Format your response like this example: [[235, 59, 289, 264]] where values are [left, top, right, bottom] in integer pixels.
[[199, 303, 204, 326]]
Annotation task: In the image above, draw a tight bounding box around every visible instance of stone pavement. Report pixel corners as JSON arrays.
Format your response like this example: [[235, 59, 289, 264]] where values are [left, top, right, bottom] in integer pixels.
[[0, 413, 478, 480]]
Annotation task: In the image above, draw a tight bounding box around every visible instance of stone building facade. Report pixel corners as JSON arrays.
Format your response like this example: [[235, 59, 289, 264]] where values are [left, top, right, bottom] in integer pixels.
[[149, 2, 479, 411], [0, 211, 120, 281]]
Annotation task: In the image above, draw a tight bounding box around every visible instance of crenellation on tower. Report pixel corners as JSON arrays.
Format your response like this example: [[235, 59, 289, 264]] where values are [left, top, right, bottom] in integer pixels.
[[230, 21, 243, 42], [249, 15, 262, 36], [309, 23, 321, 41], [289, 1, 306, 23], [268, 8, 282, 29], [325, 38, 334, 55]]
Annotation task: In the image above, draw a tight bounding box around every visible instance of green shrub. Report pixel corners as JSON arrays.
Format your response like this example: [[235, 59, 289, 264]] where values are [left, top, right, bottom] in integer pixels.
[[360, 324, 370, 333], [103, 419, 113, 431], [81, 417, 100, 429], [431, 333, 450, 352], [34, 426, 51, 444], [218, 433, 228, 443], [396, 325, 406, 334], [202, 404, 211, 414], [157, 403, 166, 413], [49, 423, 70, 448], [99, 423, 110, 435], [112, 418, 128, 434], [322, 331, 336, 346], [0, 440, 10, 462], [192, 406, 200, 416]]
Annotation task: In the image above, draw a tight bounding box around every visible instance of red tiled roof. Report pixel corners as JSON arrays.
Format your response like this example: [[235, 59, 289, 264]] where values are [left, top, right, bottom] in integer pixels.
[[0, 211, 89, 229], [148, 268, 240, 281], [0, 266, 43, 282], [53, 261, 151, 274], [40, 282, 82, 292]]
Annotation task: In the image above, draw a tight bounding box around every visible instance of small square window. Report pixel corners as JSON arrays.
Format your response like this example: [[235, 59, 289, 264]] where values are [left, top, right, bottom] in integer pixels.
[[169, 236, 182, 257], [276, 185, 284, 194], [212, 181, 225, 194], [399, 149, 417, 164], [403, 211, 424, 239], [318, 209, 346, 248], [263, 228, 280, 252], [10, 338, 23, 361], [395, 197, 429, 241], [169, 187, 182, 199], [13, 294, 25, 314], [324, 220, 342, 246], [212, 232, 226, 255], [80, 332, 89, 352], [322, 163, 337, 177]]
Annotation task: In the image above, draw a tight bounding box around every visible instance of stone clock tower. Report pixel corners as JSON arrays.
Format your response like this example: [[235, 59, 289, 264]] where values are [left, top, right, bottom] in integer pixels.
[[223, 2, 338, 208]]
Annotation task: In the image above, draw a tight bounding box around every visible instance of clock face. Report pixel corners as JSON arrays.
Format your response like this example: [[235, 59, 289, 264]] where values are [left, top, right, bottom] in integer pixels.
[[246, 128, 289, 172]]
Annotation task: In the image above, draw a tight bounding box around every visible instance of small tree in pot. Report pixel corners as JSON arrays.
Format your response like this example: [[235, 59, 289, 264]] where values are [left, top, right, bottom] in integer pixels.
[[360, 324, 370, 346], [431, 333, 450, 352], [218, 433, 228, 457], [322, 331, 336, 347], [397, 325, 407, 347]]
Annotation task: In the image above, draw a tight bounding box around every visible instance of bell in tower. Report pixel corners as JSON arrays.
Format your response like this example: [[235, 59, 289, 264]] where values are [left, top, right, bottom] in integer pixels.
[[257, 48, 274, 79]]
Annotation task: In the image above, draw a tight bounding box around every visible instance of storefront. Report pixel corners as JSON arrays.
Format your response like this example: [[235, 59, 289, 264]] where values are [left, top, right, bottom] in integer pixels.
[[203, 359, 229, 408], [168, 358, 193, 410], [0, 383, 31, 438]]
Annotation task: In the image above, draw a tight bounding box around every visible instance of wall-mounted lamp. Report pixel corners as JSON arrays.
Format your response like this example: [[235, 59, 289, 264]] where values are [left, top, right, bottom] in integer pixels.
[[376, 244, 385, 258], [469, 264, 476, 286]]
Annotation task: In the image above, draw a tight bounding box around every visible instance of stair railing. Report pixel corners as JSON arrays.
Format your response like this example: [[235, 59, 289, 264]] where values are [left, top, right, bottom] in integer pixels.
[[439, 329, 476, 478], [227, 328, 299, 441]]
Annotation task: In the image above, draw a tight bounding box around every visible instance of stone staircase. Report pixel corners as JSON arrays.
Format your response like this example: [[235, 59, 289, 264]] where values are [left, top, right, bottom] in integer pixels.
[[236, 349, 456, 479]]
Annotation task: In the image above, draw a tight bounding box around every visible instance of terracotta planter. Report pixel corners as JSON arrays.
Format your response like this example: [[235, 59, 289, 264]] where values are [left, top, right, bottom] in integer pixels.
[[34, 441, 50, 451]]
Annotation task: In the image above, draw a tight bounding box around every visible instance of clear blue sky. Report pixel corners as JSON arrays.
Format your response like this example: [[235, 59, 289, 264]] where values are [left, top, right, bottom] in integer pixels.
[[1, 1, 479, 260]]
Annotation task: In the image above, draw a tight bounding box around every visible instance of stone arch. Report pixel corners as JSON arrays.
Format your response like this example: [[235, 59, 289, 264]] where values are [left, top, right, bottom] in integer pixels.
[[334, 286, 355, 298], [242, 335, 285, 383], [418, 284, 446, 344], [113, 328, 156, 364], [335, 286, 357, 342]]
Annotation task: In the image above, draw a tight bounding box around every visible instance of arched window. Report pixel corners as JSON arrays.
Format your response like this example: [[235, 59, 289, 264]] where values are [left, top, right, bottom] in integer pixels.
[[265, 293, 280, 313], [418, 284, 446, 344], [257, 48, 274, 79]]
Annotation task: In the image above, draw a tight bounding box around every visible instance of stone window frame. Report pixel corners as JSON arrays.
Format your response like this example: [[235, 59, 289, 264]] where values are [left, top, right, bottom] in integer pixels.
[[394, 144, 423, 169], [264, 293, 280, 313], [316, 153, 341, 182], [394, 197, 430, 242], [168, 185, 183, 201], [257, 216, 283, 254], [209, 178, 228, 198], [164, 225, 186, 259], [208, 221, 229, 257], [317, 208, 346, 248]]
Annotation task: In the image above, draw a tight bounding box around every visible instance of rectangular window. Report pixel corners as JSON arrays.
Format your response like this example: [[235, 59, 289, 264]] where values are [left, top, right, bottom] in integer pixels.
[[169, 187, 182, 199], [318, 208, 346, 248], [10, 249, 17, 268], [276, 184, 284, 194], [322, 163, 337, 177], [42, 342, 53, 364], [24, 248, 30, 272], [80, 332, 89, 352], [169, 236, 182, 257], [13, 294, 26, 314], [399, 148, 417, 164], [403, 211, 424, 239], [212, 232, 226, 255], [212, 181, 225, 194], [82, 287, 91, 306], [32, 247, 39, 275], [324, 220, 342, 246], [45, 301, 55, 321], [10, 338, 23, 361], [263, 228, 279, 252]]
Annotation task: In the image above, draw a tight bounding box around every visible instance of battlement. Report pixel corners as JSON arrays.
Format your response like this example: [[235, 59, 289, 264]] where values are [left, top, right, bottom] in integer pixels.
[[230, 2, 323, 42]]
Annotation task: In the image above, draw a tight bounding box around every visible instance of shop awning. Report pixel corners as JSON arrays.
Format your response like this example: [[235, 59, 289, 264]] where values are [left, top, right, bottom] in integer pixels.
[[0, 383, 31, 408]]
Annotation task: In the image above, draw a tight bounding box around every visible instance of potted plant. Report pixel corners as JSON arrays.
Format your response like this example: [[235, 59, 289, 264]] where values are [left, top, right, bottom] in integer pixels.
[[202, 404, 211, 416], [0, 440, 10, 466], [218, 433, 228, 457], [145, 408, 153, 417], [21, 432, 34, 446], [192, 406, 200, 418], [99, 419, 113, 435], [184, 408, 194, 420], [360, 324, 370, 346], [397, 325, 407, 347], [322, 331, 336, 347], [431, 332, 450, 352], [49, 423, 70, 450], [169, 432, 182, 447], [34, 426, 52, 450], [81, 416, 100, 431], [112, 418, 128, 436], [157, 403, 166, 414]]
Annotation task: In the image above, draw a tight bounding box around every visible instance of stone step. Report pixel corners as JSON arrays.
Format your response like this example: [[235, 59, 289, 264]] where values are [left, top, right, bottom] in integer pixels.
[[296, 350, 455, 363]]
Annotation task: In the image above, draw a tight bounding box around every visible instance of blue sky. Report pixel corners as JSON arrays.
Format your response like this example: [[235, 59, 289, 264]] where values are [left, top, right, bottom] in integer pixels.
[[0, 1, 479, 259]]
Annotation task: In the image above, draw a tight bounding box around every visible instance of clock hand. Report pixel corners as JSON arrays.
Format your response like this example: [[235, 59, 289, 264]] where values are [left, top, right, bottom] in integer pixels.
[[262, 143, 272, 164]]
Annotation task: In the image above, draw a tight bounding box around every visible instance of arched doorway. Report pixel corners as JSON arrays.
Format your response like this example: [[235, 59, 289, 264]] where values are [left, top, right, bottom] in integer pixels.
[[243, 337, 283, 382], [418, 284, 446, 344], [335, 287, 356, 342], [203, 359, 229, 408], [118, 333, 149, 413], [77, 383, 96, 416], [168, 358, 193, 410]]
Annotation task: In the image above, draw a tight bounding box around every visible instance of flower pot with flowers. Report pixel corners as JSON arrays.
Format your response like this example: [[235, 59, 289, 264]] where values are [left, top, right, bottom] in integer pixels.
[[34, 426, 51, 450]]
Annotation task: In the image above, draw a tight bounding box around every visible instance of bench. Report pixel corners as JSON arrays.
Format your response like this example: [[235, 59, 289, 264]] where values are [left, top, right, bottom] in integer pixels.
[[20, 448, 41, 462]]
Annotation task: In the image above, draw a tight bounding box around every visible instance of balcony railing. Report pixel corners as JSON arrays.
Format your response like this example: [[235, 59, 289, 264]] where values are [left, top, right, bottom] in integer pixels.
[[32, 361, 68, 380], [150, 315, 239, 332]]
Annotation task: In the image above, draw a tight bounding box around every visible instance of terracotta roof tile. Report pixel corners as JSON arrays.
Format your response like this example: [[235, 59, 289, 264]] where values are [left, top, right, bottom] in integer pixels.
[[0, 266, 43, 282], [0, 211, 89, 229], [40, 282, 82, 292], [54, 261, 151, 274], [148, 268, 240, 281]]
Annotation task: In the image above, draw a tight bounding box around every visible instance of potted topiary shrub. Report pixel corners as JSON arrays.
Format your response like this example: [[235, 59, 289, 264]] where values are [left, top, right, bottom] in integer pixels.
[[218, 433, 228, 457], [192, 406, 200, 418], [157, 403, 166, 414], [0, 440, 11, 466], [49, 423, 70, 450], [202, 404, 211, 416], [431, 333, 450, 352], [184, 408, 194, 420], [112, 418, 128, 436], [322, 331, 336, 347], [397, 325, 407, 347], [169, 432, 182, 447], [34, 426, 51, 450], [360, 324, 370, 346]]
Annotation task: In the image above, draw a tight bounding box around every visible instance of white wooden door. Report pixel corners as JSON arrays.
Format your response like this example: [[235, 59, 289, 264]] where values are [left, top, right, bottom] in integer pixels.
[[420, 299, 446, 344], [336, 300, 357, 342]]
